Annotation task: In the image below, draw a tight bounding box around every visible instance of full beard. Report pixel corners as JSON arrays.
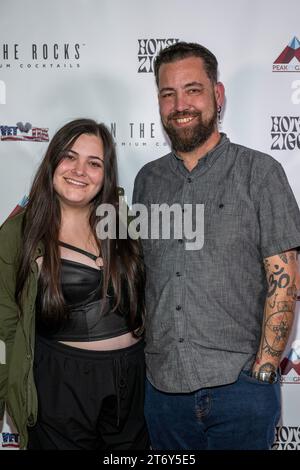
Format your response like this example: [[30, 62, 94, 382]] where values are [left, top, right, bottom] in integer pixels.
[[162, 105, 218, 153]]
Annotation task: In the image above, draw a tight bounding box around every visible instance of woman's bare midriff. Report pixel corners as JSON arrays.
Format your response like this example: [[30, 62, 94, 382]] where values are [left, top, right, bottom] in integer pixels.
[[59, 331, 141, 350]]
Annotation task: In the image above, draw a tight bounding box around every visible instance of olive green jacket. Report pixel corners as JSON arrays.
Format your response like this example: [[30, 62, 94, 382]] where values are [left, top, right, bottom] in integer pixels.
[[0, 212, 42, 449]]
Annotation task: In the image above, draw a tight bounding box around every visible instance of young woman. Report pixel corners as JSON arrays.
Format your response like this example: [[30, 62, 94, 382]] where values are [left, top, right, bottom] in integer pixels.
[[0, 118, 149, 450]]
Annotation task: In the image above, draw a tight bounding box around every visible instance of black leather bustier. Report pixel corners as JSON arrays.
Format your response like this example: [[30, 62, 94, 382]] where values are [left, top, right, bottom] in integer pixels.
[[35, 242, 131, 341]]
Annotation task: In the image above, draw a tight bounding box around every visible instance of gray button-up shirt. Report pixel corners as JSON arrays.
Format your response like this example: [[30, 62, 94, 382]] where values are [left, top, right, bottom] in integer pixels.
[[132, 134, 300, 393]]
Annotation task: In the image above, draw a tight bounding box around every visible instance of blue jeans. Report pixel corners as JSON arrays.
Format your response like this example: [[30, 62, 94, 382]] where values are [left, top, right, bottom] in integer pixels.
[[144, 371, 281, 450]]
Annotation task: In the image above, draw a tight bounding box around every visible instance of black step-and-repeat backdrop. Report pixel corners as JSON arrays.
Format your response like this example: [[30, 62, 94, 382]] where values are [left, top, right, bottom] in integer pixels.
[[0, 0, 300, 450]]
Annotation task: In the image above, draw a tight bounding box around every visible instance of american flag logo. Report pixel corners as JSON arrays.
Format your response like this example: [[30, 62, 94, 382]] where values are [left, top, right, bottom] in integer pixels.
[[0, 123, 49, 142], [1, 433, 20, 448]]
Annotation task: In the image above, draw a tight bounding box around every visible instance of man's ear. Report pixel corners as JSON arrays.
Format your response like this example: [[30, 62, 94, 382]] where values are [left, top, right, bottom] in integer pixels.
[[215, 81, 225, 108]]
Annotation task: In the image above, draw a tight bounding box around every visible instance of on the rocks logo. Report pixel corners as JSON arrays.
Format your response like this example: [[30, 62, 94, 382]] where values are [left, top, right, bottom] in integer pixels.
[[109, 121, 169, 148], [273, 36, 300, 72], [137, 38, 179, 73], [0, 42, 83, 70], [280, 339, 300, 384], [0, 122, 49, 142]]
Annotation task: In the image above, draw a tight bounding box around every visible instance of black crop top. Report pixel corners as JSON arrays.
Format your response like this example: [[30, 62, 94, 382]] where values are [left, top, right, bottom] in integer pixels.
[[35, 242, 131, 341]]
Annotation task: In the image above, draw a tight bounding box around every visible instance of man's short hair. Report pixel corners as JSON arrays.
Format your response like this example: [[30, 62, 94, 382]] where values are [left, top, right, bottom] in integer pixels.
[[154, 41, 218, 86]]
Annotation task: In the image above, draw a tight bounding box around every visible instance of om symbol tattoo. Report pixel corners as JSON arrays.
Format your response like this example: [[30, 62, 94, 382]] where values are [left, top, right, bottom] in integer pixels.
[[267, 265, 290, 298]]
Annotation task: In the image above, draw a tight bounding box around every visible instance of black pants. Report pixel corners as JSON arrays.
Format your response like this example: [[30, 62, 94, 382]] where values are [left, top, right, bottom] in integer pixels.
[[27, 335, 149, 450]]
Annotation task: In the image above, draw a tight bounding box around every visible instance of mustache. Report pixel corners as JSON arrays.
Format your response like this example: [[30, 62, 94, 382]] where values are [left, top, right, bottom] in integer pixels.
[[167, 110, 201, 122]]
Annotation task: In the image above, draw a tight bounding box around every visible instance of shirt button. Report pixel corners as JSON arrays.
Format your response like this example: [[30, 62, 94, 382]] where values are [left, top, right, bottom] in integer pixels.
[[176, 305, 182, 311], [179, 338, 184, 343], [187, 177, 192, 183]]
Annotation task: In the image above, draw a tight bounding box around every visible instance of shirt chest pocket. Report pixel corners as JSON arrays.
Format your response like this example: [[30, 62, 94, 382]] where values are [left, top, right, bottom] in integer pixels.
[[142, 238, 169, 271], [139, 199, 171, 267], [204, 200, 244, 246]]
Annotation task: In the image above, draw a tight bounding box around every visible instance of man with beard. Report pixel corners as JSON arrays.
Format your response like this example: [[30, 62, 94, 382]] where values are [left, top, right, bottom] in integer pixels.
[[132, 42, 300, 450]]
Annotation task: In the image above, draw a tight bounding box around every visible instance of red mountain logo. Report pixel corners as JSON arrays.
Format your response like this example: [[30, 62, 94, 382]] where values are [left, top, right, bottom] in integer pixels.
[[273, 36, 300, 72]]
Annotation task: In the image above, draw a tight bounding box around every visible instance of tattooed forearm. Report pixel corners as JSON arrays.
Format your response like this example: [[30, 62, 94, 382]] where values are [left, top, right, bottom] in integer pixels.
[[255, 251, 299, 371], [262, 301, 294, 357], [267, 265, 290, 298]]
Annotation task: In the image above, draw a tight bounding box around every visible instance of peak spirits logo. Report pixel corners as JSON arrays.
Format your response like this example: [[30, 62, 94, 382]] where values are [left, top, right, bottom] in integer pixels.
[[280, 340, 300, 384], [0, 122, 49, 142], [270, 116, 300, 150], [273, 36, 300, 72], [0, 42, 84, 70], [137, 38, 179, 73], [0, 80, 5, 104]]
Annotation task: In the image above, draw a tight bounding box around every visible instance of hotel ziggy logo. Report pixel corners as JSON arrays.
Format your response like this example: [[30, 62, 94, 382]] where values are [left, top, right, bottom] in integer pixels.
[[137, 38, 179, 73], [270, 116, 300, 151], [273, 36, 300, 72], [272, 427, 300, 450]]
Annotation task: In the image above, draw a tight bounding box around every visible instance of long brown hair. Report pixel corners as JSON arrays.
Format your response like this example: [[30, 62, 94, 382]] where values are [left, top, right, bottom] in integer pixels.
[[15, 118, 144, 333]]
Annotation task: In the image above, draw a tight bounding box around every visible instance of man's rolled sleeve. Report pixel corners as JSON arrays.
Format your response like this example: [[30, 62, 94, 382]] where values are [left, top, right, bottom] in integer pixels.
[[258, 162, 300, 258]]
